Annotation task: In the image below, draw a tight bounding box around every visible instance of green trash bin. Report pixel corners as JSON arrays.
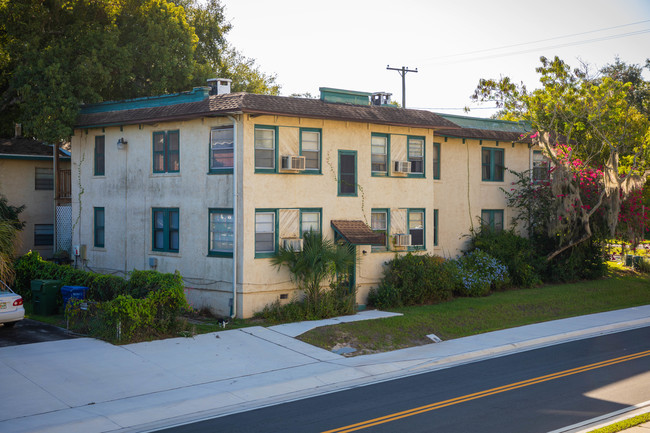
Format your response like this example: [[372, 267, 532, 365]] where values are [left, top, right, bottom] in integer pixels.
[[31, 280, 63, 315]]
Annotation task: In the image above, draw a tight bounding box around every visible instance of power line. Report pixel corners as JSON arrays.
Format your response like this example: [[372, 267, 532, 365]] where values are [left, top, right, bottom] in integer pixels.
[[422, 19, 650, 63], [422, 24, 650, 66]]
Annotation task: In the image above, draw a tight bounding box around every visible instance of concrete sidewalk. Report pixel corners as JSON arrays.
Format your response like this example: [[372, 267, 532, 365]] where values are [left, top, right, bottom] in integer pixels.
[[1, 306, 649, 433]]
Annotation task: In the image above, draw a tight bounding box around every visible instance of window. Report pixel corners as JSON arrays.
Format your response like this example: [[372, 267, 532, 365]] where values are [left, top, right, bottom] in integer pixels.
[[408, 137, 425, 175], [371, 209, 388, 251], [371, 134, 388, 175], [533, 150, 550, 182], [255, 126, 276, 170], [94, 207, 105, 248], [301, 129, 321, 172], [433, 209, 439, 246], [408, 209, 425, 248], [300, 210, 321, 235], [152, 208, 179, 252], [481, 209, 504, 231], [255, 211, 276, 256], [35, 168, 53, 190], [34, 224, 53, 246], [338, 151, 357, 196], [210, 126, 233, 172], [432, 142, 441, 180], [209, 209, 233, 256], [94, 136, 105, 176], [482, 147, 504, 181], [153, 130, 180, 173]]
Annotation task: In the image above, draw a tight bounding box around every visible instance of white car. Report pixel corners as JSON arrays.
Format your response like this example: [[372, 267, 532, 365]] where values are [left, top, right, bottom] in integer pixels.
[[0, 281, 24, 328]]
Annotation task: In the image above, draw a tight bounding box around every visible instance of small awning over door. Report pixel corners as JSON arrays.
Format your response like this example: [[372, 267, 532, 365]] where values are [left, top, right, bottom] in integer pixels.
[[331, 220, 385, 245]]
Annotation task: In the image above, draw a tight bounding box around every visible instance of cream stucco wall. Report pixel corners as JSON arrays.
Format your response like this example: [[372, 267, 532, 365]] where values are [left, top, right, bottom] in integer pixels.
[[0, 157, 69, 258], [71, 116, 243, 317], [431, 136, 533, 258], [238, 115, 441, 317]]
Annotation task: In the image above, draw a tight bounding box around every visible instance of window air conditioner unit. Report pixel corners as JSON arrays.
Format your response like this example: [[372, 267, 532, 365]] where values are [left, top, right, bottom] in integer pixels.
[[282, 238, 303, 251], [393, 160, 411, 174], [281, 155, 306, 171], [394, 234, 412, 247]]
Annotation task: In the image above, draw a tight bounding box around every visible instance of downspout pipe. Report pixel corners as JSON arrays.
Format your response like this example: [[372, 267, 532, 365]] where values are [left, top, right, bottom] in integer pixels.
[[227, 115, 238, 319]]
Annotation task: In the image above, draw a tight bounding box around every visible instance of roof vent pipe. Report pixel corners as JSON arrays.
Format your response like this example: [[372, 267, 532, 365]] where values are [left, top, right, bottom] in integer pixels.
[[14, 123, 21, 138], [207, 78, 232, 95]]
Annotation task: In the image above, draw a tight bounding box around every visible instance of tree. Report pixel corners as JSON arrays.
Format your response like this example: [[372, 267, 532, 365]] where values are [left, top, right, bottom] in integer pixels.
[[270, 231, 357, 305], [0, 0, 280, 143], [473, 56, 650, 260], [0, 194, 25, 230], [600, 57, 650, 119]]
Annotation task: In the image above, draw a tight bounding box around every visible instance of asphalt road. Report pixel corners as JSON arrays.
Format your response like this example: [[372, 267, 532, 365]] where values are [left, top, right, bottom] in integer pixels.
[[0, 318, 77, 347], [156, 326, 650, 433]]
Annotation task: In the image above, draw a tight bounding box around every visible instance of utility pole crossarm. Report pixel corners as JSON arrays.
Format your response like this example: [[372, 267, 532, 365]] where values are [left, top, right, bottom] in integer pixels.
[[387, 65, 418, 108]]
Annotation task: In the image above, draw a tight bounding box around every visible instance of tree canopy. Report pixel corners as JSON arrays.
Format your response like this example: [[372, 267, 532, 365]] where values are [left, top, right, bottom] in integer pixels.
[[472, 56, 650, 258], [0, 0, 280, 143]]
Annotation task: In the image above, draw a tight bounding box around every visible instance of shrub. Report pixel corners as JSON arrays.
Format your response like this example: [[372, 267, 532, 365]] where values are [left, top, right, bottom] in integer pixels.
[[254, 281, 356, 324], [15, 251, 189, 343], [468, 228, 542, 288], [542, 238, 607, 283], [368, 253, 456, 308], [454, 250, 509, 297]]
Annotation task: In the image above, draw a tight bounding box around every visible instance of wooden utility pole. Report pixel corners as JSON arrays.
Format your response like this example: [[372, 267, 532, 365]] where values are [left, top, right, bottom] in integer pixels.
[[386, 65, 418, 108]]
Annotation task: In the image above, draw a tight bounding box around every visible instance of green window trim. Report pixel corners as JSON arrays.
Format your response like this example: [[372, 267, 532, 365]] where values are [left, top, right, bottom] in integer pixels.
[[152, 208, 180, 252], [208, 208, 234, 257], [153, 130, 180, 174], [299, 208, 322, 236], [432, 142, 441, 180], [299, 128, 322, 174], [94, 136, 105, 176], [371, 208, 390, 252], [94, 207, 105, 248], [371, 133, 390, 177], [480, 209, 504, 231], [433, 209, 439, 246], [209, 125, 234, 174], [338, 150, 358, 196], [407, 136, 425, 178], [255, 209, 278, 258], [254, 125, 278, 173], [481, 147, 505, 182], [407, 208, 426, 250]]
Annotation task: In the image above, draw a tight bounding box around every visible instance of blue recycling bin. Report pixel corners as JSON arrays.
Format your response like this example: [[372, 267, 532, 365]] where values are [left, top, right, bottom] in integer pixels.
[[61, 286, 88, 308]]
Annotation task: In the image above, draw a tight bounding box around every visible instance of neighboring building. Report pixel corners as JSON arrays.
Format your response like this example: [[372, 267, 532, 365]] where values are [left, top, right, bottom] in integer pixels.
[[71, 82, 538, 318], [0, 135, 72, 258]]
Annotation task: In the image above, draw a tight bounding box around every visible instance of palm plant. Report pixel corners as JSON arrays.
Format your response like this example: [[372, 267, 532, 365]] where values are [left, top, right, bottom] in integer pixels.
[[0, 219, 20, 284], [271, 231, 357, 304]]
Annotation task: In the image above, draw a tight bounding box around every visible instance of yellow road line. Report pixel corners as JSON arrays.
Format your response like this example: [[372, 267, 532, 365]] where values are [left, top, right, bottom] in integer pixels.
[[322, 349, 650, 433]]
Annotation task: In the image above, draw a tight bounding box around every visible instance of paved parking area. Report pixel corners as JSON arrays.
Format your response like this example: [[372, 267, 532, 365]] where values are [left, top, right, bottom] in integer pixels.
[[0, 319, 77, 347]]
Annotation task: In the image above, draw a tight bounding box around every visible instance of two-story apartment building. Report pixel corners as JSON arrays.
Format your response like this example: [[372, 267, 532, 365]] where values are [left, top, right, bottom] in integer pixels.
[[71, 82, 535, 318]]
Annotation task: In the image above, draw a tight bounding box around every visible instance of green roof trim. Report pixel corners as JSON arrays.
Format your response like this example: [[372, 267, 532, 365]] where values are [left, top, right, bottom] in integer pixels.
[[438, 113, 531, 133], [319, 87, 371, 106], [81, 87, 211, 114]]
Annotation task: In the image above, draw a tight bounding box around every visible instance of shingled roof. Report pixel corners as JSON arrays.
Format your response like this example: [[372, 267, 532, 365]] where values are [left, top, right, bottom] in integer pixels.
[[331, 220, 385, 245], [435, 113, 532, 143], [0, 137, 70, 159], [75, 92, 459, 130]]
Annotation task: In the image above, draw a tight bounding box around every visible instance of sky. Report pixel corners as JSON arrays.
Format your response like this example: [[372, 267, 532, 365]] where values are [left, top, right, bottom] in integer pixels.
[[220, 0, 650, 118]]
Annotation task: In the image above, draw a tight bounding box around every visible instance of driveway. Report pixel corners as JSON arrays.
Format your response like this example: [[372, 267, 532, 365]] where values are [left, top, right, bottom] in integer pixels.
[[0, 319, 77, 347]]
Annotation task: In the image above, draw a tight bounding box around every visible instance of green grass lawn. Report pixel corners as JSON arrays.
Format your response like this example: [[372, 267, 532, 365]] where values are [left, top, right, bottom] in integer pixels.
[[298, 263, 650, 356]]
